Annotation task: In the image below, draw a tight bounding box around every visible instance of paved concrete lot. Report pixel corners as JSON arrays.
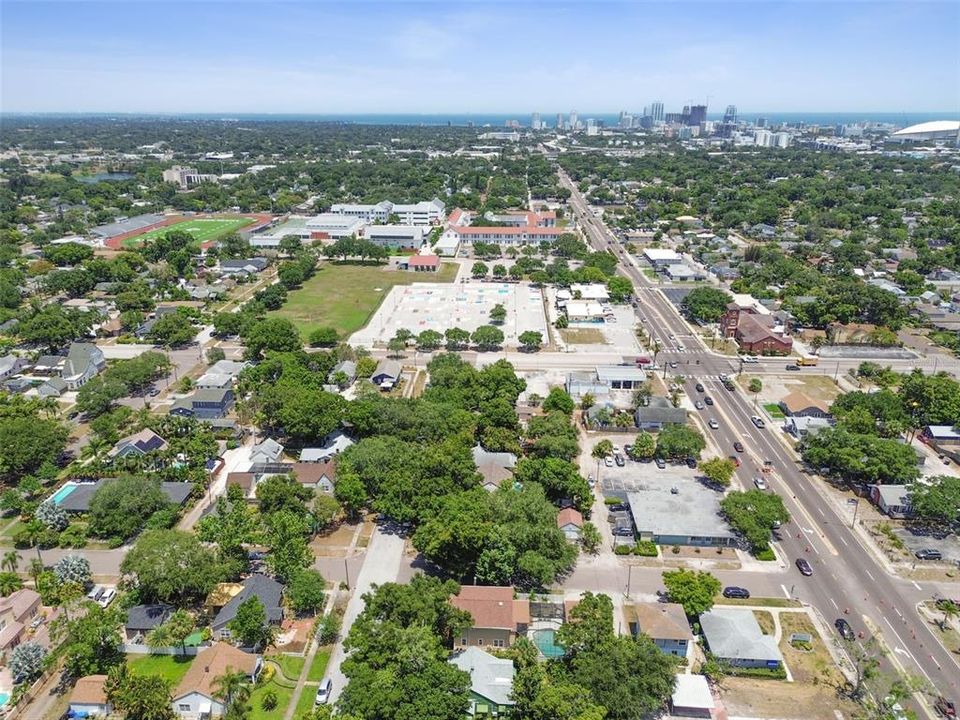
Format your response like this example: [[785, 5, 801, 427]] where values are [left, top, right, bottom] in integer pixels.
[[599, 456, 701, 498], [351, 280, 547, 348], [894, 527, 960, 565]]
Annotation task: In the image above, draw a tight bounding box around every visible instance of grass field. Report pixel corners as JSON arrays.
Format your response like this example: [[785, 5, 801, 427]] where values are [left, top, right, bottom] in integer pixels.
[[763, 403, 786, 419], [122, 216, 253, 248], [271, 262, 458, 340], [128, 654, 195, 683]]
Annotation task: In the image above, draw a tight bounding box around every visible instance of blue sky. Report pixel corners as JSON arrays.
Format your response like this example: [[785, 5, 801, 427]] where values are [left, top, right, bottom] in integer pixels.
[[2, 1, 957, 113]]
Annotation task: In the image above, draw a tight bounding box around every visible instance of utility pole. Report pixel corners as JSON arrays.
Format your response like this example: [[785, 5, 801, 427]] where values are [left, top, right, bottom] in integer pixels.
[[850, 498, 860, 529]]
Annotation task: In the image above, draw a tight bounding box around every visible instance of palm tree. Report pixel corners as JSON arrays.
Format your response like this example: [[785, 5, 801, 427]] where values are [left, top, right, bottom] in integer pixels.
[[2, 550, 20, 573], [21, 521, 45, 563], [28, 558, 44, 586], [213, 669, 250, 709], [146, 624, 173, 652], [940, 600, 959, 632], [0, 572, 23, 596]]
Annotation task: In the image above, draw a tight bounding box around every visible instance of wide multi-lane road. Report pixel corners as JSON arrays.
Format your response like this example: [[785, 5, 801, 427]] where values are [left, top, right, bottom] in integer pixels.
[[559, 169, 960, 713]]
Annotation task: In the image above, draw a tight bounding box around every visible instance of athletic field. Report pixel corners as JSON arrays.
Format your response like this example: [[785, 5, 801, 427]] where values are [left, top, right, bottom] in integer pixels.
[[121, 216, 253, 248]]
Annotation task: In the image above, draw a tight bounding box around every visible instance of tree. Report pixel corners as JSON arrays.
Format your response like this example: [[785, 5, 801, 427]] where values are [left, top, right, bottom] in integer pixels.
[[196, 486, 261, 564], [580, 522, 601, 554], [256, 474, 314, 516], [148, 313, 196, 347], [444, 327, 470, 350], [228, 596, 273, 649], [655, 424, 705, 460], [471, 262, 489, 279], [242, 318, 302, 360], [908, 475, 960, 531], [627, 432, 656, 460], [490, 304, 507, 323], [77, 376, 128, 418], [543, 387, 575, 415], [264, 510, 312, 582], [699, 457, 736, 488], [720, 490, 791, 551], [0, 572, 23, 597], [592, 440, 613, 461], [801, 427, 920, 485], [662, 569, 721, 616], [1, 550, 20, 574], [51, 602, 125, 678], [356, 356, 377, 377], [106, 664, 176, 720], [513, 457, 592, 513], [308, 327, 338, 347], [606, 275, 634, 302], [159, 609, 197, 656], [680, 287, 733, 323], [287, 569, 326, 615], [471, 325, 504, 350], [212, 669, 251, 710], [310, 495, 341, 532], [518, 330, 544, 352], [54, 554, 91, 586], [0, 415, 69, 481], [88, 476, 170, 540], [748, 378, 762, 394], [35, 500, 68, 531], [416, 329, 444, 351], [121, 529, 226, 604], [9, 641, 46, 682]]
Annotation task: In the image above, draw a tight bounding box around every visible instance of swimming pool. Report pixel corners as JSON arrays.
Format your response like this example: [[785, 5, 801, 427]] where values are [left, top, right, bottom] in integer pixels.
[[0, 691, 10, 707], [51, 483, 77, 505], [532, 629, 565, 658]]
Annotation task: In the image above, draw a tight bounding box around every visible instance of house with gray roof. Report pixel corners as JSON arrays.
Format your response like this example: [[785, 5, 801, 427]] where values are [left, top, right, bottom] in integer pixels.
[[329, 360, 357, 387], [472, 444, 517, 490], [212, 575, 283, 641], [372, 359, 401, 389], [58, 480, 193, 513], [448, 647, 515, 718], [109, 429, 168, 458], [250, 438, 284, 465], [699, 607, 784, 669], [220, 258, 268, 276], [626, 481, 736, 548], [170, 388, 235, 419], [125, 603, 172, 642], [634, 397, 687, 430], [0, 355, 28, 381], [869, 484, 913, 519], [36, 377, 67, 398], [62, 343, 106, 390], [299, 430, 355, 463]]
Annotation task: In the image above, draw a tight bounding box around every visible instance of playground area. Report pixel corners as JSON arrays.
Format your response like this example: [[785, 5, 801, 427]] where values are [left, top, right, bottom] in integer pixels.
[[349, 280, 548, 349]]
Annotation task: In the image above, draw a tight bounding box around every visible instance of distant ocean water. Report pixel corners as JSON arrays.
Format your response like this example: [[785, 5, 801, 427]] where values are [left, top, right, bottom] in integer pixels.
[[4, 111, 955, 127]]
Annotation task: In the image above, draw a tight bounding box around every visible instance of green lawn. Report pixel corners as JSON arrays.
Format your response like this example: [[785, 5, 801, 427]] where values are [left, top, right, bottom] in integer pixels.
[[249, 678, 294, 720], [306, 648, 331, 682], [268, 653, 305, 682], [122, 217, 253, 248], [293, 684, 319, 719], [763, 403, 786, 419], [128, 653, 195, 683], [271, 262, 458, 340]]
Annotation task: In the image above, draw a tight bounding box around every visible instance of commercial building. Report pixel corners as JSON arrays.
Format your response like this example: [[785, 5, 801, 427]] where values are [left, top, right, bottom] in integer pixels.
[[642, 248, 684, 268], [363, 224, 425, 249], [699, 608, 784, 669], [634, 397, 687, 430], [443, 225, 561, 247], [626, 481, 737, 547], [869, 484, 912, 519], [891, 120, 960, 144], [162, 166, 217, 189], [486, 210, 556, 228], [329, 199, 445, 225], [304, 214, 365, 240], [721, 303, 793, 354], [564, 300, 607, 322]]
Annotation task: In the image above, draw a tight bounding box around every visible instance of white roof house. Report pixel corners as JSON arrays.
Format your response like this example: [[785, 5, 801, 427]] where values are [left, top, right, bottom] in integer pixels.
[[565, 300, 606, 321], [699, 608, 784, 668], [570, 283, 610, 301], [643, 248, 683, 265], [671, 674, 715, 716]]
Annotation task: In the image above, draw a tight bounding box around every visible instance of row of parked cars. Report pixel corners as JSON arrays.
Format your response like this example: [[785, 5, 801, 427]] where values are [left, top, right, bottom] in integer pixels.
[[86, 584, 116, 608]]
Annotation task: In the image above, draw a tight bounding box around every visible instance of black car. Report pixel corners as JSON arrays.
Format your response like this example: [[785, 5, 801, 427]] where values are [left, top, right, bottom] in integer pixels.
[[695, 383, 705, 392], [835, 618, 855, 641], [685, 456, 697, 469], [796, 558, 813, 576], [916, 548, 943, 560], [613, 527, 635, 537], [704, 396, 714, 406], [722, 586, 750, 599], [785, 364, 801, 371], [655, 458, 666, 469], [615, 454, 625, 467], [608, 503, 629, 513], [733, 441, 745, 453]]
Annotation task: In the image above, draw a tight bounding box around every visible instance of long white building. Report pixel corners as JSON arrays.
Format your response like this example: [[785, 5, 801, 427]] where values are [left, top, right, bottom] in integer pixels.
[[363, 225, 425, 249], [304, 214, 365, 240], [329, 199, 445, 226]]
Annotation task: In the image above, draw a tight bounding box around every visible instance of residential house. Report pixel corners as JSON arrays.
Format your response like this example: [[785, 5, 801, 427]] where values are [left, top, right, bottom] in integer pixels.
[[58, 480, 193, 514], [292, 461, 336, 494], [0, 355, 28, 381], [125, 603, 173, 643], [36, 377, 67, 398], [33, 354, 65, 376], [401, 255, 440, 272], [196, 360, 249, 390], [635, 397, 687, 430], [783, 416, 833, 438], [778, 391, 832, 419], [869, 484, 913, 519], [372, 359, 401, 389], [451, 586, 530, 650], [0, 588, 42, 657], [328, 360, 357, 387], [720, 303, 793, 355], [625, 602, 692, 658], [699, 608, 784, 669], [472, 445, 517, 491], [109, 429, 168, 458], [170, 388, 235, 420], [62, 343, 107, 390], [69, 675, 111, 718], [448, 647, 515, 718], [299, 430, 355, 463], [250, 438, 284, 466], [211, 575, 283, 642], [557, 508, 584, 542], [219, 258, 268, 276], [172, 642, 261, 719]]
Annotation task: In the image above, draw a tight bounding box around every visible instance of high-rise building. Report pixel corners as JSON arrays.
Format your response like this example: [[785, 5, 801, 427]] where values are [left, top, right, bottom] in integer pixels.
[[556, 113, 564, 130], [531, 112, 542, 130], [723, 105, 737, 124], [754, 129, 772, 147], [569, 110, 579, 131], [650, 102, 664, 123], [687, 105, 707, 126], [756, 117, 767, 128]]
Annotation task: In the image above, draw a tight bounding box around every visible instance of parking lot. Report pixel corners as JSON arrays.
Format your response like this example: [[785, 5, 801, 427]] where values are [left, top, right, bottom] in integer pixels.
[[893, 526, 960, 565], [598, 453, 698, 497]]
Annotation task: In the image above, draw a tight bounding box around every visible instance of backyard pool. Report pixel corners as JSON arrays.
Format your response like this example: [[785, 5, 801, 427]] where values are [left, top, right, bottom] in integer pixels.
[[531, 629, 565, 658], [50, 483, 78, 505], [0, 691, 10, 707]]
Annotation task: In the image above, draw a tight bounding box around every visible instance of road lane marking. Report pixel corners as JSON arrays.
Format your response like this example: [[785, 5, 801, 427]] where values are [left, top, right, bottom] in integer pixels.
[[781, 584, 791, 599], [837, 535, 849, 546], [864, 569, 875, 581], [912, 581, 922, 590], [882, 616, 932, 684], [829, 597, 839, 610]]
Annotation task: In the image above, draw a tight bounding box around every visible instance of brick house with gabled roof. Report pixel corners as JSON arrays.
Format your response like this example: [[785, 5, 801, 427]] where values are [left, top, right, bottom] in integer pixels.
[[721, 303, 793, 355], [451, 586, 530, 650]]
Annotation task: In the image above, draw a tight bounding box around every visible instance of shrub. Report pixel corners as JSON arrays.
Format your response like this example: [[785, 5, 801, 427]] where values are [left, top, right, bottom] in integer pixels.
[[604, 497, 622, 505], [614, 544, 632, 556], [53, 554, 91, 586], [145, 506, 180, 530], [9, 641, 46, 682], [633, 541, 658, 557], [107, 536, 124, 549], [755, 546, 776, 561], [261, 690, 278, 710], [58, 524, 88, 549], [35, 501, 68, 531], [671, 545, 681, 554]]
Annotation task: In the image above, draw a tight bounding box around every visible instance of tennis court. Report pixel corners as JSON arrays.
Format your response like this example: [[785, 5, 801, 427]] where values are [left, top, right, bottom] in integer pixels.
[[122, 216, 253, 248]]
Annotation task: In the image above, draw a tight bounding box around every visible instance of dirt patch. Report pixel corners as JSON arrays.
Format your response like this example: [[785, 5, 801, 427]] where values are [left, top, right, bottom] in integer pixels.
[[717, 597, 802, 609], [560, 328, 606, 345], [778, 612, 848, 689], [720, 676, 854, 720], [753, 610, 776, 635]]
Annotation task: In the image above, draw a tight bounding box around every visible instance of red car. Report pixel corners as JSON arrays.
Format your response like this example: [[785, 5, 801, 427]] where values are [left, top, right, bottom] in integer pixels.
[[936, 696, 957, 718]]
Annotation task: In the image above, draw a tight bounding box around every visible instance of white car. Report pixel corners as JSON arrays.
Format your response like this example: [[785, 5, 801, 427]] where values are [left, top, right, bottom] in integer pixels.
[[743, 355, 759, 363], [753, 477, 768, 490], [612, 445, 621, 455], [708, 419, 720, 430], [97, 588, 117, 608], [86, 585, 104, 602], [604, 456, 614, 467], [315, 679, 332, 705], [751, 415, 766, 429]]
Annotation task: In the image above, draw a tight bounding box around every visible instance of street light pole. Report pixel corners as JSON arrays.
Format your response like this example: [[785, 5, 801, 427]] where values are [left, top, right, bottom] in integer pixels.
[[850, 499, 860, 529], [344, 557, 350, 591]]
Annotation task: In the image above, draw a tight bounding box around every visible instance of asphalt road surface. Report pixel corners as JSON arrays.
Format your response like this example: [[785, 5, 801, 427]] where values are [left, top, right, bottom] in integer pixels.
[[559, 169, 960, 716]]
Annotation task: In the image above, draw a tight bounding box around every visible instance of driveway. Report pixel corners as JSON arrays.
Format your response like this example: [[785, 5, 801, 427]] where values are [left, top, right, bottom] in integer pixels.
[[178, 440, 253, 530], [325, 525, 406, 702]]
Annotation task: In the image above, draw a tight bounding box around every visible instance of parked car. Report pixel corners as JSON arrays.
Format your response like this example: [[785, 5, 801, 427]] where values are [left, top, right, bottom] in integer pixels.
[[97, 588, 117, 608], [835, 618, 855, 641], [916, 548, 943, 560], [604, 456, 614, 467], [315, 679, 332, 705], [615, 454, 625, 467], [655, 458, 666, 469], [785, 364, 801, 371], [934, 696, 957, 717], [613, 527, 635, 537], [733, 441, 745, 453], [704, 396, 714, 406], [722, 586, 750, 599], [685, 457, 697, 469], [695, 382, 705, 392], [608, 503, 628, 513], [87, 585, 104, 602], [751, 415, 766, 429], [708, 419, 720, 430], [753, 477, 768, 490], [148, 388, 160, 397], [796, 558, 813, 576], [669, 361, 679, 368]]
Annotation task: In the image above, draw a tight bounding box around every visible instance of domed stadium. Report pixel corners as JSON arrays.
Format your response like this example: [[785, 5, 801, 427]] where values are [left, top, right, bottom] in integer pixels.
[[891, 120, 960, 142]]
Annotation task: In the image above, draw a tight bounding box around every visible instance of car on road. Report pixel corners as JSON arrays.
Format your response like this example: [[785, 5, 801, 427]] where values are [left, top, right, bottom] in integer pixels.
[[677, 344, 686, 352], [753, 477, 768, 490], [834, 618, 855, 641], [704, 396, 714, 406], [915, 548, 943, 560], [695, 401, 704, 410], [722, 379, 736, 391], [733, 441, 744, 453], [315, 679, 332, 705], [148, 388, 160, 397], [785, 364, 801, 371], [722, 586, 750, 599], [695, 382, 705, 392], [655, 458, 666, 469], [669, 361, 679, 368], [796, 558, 813, 576], [935, 696, 957, 717], [751, 415, 766, 429], [604, 456, 614, 467], [742, 355, 759, 363], [708, 419, 720, 430], [729, 455, 741, 467]]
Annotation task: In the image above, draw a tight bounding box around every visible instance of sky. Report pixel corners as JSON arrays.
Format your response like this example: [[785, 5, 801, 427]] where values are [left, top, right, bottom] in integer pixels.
[[1, 0, 958, 114]]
